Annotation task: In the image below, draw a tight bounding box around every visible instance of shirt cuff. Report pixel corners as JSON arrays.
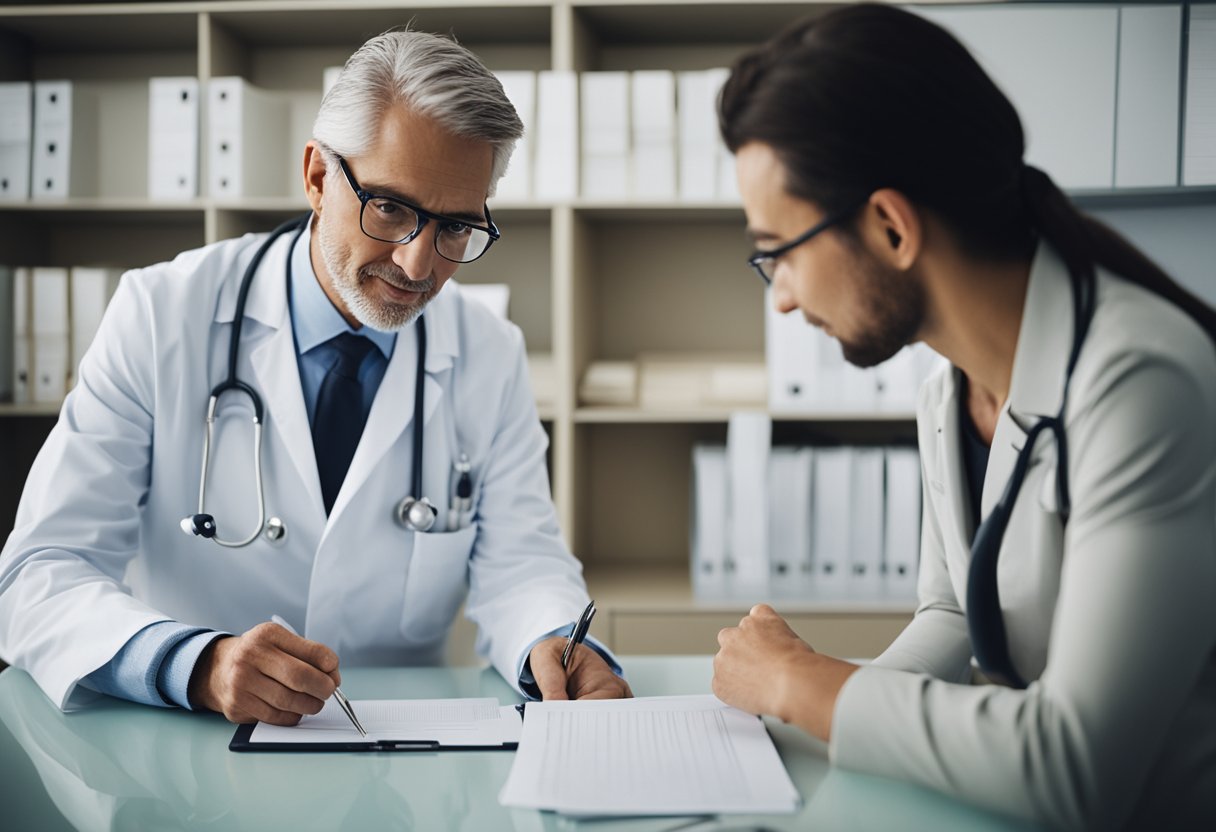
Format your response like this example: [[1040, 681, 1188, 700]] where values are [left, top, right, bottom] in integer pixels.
[[157, 630, 232, 710], [516, 623, 624, 700], [80, 621, 216, 708]]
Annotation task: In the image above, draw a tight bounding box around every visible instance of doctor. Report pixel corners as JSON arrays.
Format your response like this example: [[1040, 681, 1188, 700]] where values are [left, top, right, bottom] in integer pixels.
[[711, 6, 1215, 830], [0, 30, 629, 722]]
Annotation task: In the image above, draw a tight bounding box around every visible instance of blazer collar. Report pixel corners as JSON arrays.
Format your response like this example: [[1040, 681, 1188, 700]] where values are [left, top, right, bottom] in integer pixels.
[[1005, 242, 1078, 422]]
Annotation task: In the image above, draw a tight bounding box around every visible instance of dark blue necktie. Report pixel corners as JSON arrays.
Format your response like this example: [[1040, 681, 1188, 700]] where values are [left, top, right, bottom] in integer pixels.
[[313, 332, 376, 515]]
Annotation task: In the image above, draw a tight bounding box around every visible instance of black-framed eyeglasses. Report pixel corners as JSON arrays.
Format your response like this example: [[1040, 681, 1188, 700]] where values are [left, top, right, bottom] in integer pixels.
[[746, 200, 866, 285], [336, 155, 500, 264]]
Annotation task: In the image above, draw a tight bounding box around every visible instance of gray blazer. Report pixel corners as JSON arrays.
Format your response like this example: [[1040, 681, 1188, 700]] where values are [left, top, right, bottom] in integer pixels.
[[828, 243, 1216, 830]]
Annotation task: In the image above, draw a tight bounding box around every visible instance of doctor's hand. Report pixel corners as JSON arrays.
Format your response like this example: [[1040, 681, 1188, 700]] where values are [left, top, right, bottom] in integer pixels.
[[529, 637, 633, 701], [713, 604, 859, 742], [188, 622, 343, 725]]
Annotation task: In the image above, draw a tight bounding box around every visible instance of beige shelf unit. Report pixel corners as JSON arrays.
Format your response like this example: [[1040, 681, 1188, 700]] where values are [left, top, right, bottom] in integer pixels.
[[3, 2, 1214, 655]]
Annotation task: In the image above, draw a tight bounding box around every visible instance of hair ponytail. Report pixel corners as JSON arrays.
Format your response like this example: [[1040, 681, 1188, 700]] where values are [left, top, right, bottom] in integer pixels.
[[720, 4, 1216, 345], [1022, 164, 1216, 343]]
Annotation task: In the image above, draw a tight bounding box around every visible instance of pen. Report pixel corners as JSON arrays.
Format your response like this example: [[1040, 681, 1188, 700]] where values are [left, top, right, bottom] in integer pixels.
[[270, 615, 367, 737], [561, 600, 596, 670]]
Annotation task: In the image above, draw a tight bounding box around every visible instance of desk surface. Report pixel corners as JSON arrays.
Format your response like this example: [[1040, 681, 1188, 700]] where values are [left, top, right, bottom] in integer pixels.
[[0, 657, 1040, 832]]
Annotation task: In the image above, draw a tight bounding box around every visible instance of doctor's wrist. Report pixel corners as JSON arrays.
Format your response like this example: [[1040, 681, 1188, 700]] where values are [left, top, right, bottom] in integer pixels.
[[186, 634, 234, 712]]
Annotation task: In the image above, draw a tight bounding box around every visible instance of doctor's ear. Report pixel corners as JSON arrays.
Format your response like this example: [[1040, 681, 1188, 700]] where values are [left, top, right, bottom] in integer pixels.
[[302, 141, 329, 214], [866, 189, 920, 269]]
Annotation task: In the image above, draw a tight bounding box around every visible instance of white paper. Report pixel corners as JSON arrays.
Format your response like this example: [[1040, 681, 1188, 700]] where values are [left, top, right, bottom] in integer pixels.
[[249, 698, 521, 747], [499, 695, 799, 816], [459, 282, 510, 320]]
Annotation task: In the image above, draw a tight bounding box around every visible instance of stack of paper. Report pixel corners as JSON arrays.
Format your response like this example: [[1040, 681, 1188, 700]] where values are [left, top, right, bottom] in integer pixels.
[[579, 360, 638, 406], [527, 353, 556, 413], [637, 353, 765, 410], [498, 695, 800, 816], [1184, 6, 1216, 185], [0, 82, 32, 201]]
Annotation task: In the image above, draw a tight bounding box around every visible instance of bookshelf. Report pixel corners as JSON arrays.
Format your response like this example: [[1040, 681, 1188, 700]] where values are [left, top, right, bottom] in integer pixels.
[[2, 1, 1213, 658]]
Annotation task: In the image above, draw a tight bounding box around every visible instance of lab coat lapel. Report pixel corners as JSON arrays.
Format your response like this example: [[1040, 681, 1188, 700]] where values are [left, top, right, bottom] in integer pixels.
[[327, 299, 458, 525], [242, 233, 326, 517], [981, 243, 1075, 518], [934, 368, 977, 560]]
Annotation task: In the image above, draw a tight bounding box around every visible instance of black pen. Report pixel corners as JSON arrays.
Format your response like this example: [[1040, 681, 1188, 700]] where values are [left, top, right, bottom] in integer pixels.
[[561, 600, 596, 670]]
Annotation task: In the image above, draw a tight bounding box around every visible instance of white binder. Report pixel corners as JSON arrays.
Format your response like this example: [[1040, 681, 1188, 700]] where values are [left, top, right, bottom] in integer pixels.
[[704, 68, 738, 201], [0, 82, 32, 201], [726, 412, 771, 595], [31, 81, 100, 199], [11, 267, 31, 404], [534, 71, 578, 201], [69, 267, 122, 380], [767, 295, 877, 414], [848, 448, 886, 598], [0, 266, 13, 400], [875, 343, 943, 414], [767, 447, 815, 598], [1183, 7, 1216, 185], [630, 70, 676, 200], [811, 447, 851, 597], [458, 282, 510, 320], [322, 66, 343, 99], [677, 71, 719, 201], [207, 77, 290, 199], [918, 6, 1119, 189], [148, 77, 199, 200], [1114, 6, 1181, 188], [691, 444, 729, 599], [580, 72, 630, 200], [31, 267, 70, 403], [493, 71, 536, 201], [883, 448, 922, 599]]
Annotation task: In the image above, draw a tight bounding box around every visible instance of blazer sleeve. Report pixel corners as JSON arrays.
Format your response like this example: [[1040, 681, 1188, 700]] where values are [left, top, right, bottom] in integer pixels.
[[868, 380, 972, 683], [827, 347, 1216, 831]]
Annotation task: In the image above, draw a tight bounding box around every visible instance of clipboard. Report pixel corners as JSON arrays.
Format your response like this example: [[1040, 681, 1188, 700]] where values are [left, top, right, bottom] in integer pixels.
[[229, 701, 525, 753]]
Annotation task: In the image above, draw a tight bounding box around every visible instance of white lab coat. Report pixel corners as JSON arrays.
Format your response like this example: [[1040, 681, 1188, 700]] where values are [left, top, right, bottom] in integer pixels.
[[0, 228, 597, 709], [830, 244, 1216, 830]]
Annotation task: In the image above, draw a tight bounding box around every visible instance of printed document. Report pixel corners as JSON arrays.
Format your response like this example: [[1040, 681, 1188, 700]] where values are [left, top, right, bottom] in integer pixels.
[[498, 695, 800, 815], [249, 698, 522, 746]]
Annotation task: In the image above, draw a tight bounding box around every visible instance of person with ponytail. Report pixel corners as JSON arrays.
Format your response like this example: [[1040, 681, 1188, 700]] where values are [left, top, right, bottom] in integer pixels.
[[711, 5, 1216, 829]]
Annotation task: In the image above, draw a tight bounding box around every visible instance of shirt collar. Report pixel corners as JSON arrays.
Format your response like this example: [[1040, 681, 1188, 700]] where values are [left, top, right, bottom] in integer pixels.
[[289, 217, 397, 359]]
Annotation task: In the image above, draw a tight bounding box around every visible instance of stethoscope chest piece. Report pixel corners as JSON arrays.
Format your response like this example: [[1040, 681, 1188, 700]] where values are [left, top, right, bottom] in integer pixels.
[[263, 517, 287, 545], [396, 496, 438, 532]]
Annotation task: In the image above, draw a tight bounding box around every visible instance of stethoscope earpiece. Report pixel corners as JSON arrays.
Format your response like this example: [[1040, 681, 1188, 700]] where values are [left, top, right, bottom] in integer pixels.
[[181, 513, 217, 539], [396, 496, 438, 532]]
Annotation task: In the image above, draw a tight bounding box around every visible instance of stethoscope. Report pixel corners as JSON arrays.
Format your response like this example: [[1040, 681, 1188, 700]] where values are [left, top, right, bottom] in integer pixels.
[[965, 254, 1096, 689], [180, 214, 463, 547]]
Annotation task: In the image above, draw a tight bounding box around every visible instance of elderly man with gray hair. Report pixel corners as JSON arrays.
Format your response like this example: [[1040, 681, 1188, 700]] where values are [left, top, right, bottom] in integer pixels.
[[0, 30, 630, 722]]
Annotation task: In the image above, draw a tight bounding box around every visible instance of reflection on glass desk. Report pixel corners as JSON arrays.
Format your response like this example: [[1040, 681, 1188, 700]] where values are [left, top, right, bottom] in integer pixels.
[[0, 656, 1042, 832]]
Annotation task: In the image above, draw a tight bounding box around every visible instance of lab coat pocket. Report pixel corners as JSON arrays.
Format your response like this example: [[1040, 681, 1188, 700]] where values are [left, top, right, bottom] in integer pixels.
[[400, 523, 477, 645]]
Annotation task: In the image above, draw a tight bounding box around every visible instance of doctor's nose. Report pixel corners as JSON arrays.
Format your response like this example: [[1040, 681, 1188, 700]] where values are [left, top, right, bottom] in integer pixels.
[[392, 225, 440, 281], [772, 273, 798, 315]]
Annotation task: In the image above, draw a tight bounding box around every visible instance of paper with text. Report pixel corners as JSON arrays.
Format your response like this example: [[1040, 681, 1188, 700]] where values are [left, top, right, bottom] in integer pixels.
[[249, 698, 521, 746], [498, 695, 800, 815]]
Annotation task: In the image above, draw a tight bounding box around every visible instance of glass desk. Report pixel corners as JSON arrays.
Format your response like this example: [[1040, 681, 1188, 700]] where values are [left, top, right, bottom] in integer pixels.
[[0, 657, 1041, 831]]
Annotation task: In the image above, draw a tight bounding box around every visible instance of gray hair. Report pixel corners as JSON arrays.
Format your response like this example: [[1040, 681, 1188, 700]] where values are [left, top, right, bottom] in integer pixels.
[[314, 30, 523, 196]]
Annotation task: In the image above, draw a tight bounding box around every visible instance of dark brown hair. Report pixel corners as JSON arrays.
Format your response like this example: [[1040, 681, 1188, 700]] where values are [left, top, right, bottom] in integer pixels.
[[719, 3, 1216, 341]]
